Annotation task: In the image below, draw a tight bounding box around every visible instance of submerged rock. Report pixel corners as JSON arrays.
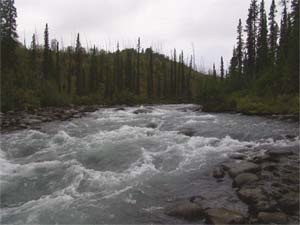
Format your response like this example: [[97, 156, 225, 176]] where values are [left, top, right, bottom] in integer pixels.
[[278, 192, 300, 212], [165, 202, 205, 221], [133, 108, 152, 114], [205, 208, 245, 224], [237, 187, 267, 204], [146, 122, 158, 129], [222, 161, 260, 178], [267, 149, 294, 157], [178, 128, 196, 137], [257, 212, 288, 224], [233, 173, 259, 187], [178, 105, 203, 112], [228, 153, 246, 160], [213, 166, 225, 178]]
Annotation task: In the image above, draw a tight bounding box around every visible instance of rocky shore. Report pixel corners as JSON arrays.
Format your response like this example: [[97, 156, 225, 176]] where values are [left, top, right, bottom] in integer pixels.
[[165, 142, 299, 224], [0, 105, 102, 133]]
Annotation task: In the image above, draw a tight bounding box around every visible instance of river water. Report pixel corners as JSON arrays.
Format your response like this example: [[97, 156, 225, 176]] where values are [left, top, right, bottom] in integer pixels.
[[0, 105, 299, 224]]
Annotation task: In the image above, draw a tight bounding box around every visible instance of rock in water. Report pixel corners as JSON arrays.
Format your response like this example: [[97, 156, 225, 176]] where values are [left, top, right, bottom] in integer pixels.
[[267, 149, 294, 157], [205, 208, 245, 224], [133, 108, 152, 114], [213, 167, 225, 178], [222, 161, 260, 178], [165, 202, 205, 221], [257, 212, 288, 224], [237, 187, 267, 204], [233, 173, 259, 187], [146, 122, 158, 129], [178, 128, 196, 137]]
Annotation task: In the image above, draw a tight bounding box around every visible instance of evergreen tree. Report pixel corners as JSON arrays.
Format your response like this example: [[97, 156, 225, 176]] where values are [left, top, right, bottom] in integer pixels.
[[30, 34, 37, 75], [278, 0, 289, 64], [67, 47, 73, 95], [147, 48, 154, 98], [42, 24, 50, 80], [0, 0, 18, 72], [256, 0, 269, 73], [236, 19, 244, 76], [220, 57, 225, 80], [136, 37, 141, 95], [268, 0, 278, 69], [245, 0, 258, 77], [229, 47, 238, 76], [55, 42, 61, 92], [75, 33, 83, 96], [213, 63, 217, 78], [89, 46, 98, 93]]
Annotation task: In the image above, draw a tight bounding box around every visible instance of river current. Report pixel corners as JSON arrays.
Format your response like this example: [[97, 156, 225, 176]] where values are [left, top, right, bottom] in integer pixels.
[[0, 105, 299, 224]]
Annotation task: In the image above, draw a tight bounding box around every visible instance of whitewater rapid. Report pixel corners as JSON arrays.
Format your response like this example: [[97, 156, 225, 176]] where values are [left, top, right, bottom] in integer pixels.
[[0, 105, 299, 224]]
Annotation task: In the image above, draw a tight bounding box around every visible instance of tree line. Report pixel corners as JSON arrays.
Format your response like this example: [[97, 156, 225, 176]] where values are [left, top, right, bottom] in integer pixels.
[[1, 0, 196, 112], [198, 0, 299, 114]]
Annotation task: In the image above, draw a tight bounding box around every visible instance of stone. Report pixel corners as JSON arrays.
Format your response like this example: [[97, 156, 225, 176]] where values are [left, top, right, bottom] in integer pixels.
[[228, 153, 246, 160], [165, 202, 205, 221], [146, 122, 158, 129], [267, 149, 294, 157], [115, 107, 126, 111], [237, 187, 267, 204], [257, 212, 288, 224], [178, 105, 203, 112], [222, 162, 260, 178], [213, 167, 225, 179], [133, 108, 152, 114], [205, 208, 244, 224], [278, 192, 300, 212], [233, 173, 259, 187], [178, 128, 196, 137]]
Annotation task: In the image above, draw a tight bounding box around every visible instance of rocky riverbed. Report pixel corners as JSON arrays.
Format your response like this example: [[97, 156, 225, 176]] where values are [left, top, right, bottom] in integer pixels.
[[165, 141, 300, 224]]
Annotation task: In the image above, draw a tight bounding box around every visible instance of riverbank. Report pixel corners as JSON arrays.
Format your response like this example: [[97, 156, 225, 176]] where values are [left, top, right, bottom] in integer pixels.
[[165, 141, 300, 224]]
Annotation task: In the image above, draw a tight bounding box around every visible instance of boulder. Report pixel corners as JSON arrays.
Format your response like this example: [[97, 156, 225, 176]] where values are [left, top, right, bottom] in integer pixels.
[[237, 187, 267, 204], [228, 153, 246, 160], [222, 161, 260, 178], [205, 208, 245, 224], [278, 192, 300, 212], [212, 167, 225, 179], [133, 108, 152, 114], [178, 105, 203, 112], [165, 202, 205, 221], [115, 107, 126, 111], [146, 122, 158, 129], [267, 149, 294, 157], [257, 212, 288, 224], [233, 173, 259, 187], [178, 128, 196, 137]]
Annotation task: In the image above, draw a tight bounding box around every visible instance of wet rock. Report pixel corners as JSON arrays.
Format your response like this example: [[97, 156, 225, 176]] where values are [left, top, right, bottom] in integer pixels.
[[255, 200, 278, 212], [237, 187, 267, 204], [146, 122, 158, 129], [285, 134, 297, 140], [178, 128, 196, 137], [229, 153, 246, 160], [267, 149, 294, 157], [178, 105, 203, 112], [222, 161, 260, 178], [251, 154, 273, 164], [257, 212, 288, 224], [213, 166, 225, 179], [115, 107, 126, 111], [133, 108, 152, 114], [165, 202, 205, 221], [205, 208, 245, 224], [278, 192, 300, 212], [233, 173, 259, 187]]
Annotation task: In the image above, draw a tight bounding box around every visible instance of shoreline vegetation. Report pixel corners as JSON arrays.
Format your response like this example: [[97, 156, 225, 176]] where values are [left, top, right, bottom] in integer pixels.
[[1, 0, 299, 115]]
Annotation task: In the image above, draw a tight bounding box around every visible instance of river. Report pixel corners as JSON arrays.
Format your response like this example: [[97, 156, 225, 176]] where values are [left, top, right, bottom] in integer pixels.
[[0, 105, 299, 224]]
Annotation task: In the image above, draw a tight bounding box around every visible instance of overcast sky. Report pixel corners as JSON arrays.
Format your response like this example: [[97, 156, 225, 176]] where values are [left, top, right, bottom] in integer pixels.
[[16, 0, 280, 72]]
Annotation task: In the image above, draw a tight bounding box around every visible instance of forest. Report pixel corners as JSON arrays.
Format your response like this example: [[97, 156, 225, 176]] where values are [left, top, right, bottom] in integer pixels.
[[1, 0, 299, 115]]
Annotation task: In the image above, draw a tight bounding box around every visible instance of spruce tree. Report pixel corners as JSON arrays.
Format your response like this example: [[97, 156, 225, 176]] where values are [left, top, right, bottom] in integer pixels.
[[30, 34, 37, 75], [55, 42, 61, 92], [0, 0, 18, 71], [147, 48, 154, 98], [75, 33, 83, 96], [245, 0, 258, 77], [89, 46, 97, 93], [257, 0, 269, 73], [236, 19, 244, 76], [268, 0, 278, 69], [220, 57, 225, 80], [136, 37, 141, 95], [213, 63, 217, 79], [42, 24, 51, 80]]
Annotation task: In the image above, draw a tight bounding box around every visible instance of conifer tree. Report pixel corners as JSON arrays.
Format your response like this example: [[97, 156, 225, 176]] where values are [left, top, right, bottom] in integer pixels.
[[0, 0, 18, 71], [278, 0, 289, 64], [67, 47, 73, 95], [257, 0, 269, 73], [89, 46, 97, 93], [55, 42, 61, 92], [220, 57, 225, 80], [30, 34, 37, 75], [268, 0, 278, 69], [147, 48, 154, 98], [42, 24, 50, 80], [136, 38, 141, 95], [245, 0, 258, 77], [236, 19, 244, 76], [75, 33, 83, 96], [213, 63, 217, 79]]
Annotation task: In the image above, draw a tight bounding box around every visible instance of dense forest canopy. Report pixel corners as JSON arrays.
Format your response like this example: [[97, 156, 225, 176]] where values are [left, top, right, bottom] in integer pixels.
[[0, 0, 299, 114]]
